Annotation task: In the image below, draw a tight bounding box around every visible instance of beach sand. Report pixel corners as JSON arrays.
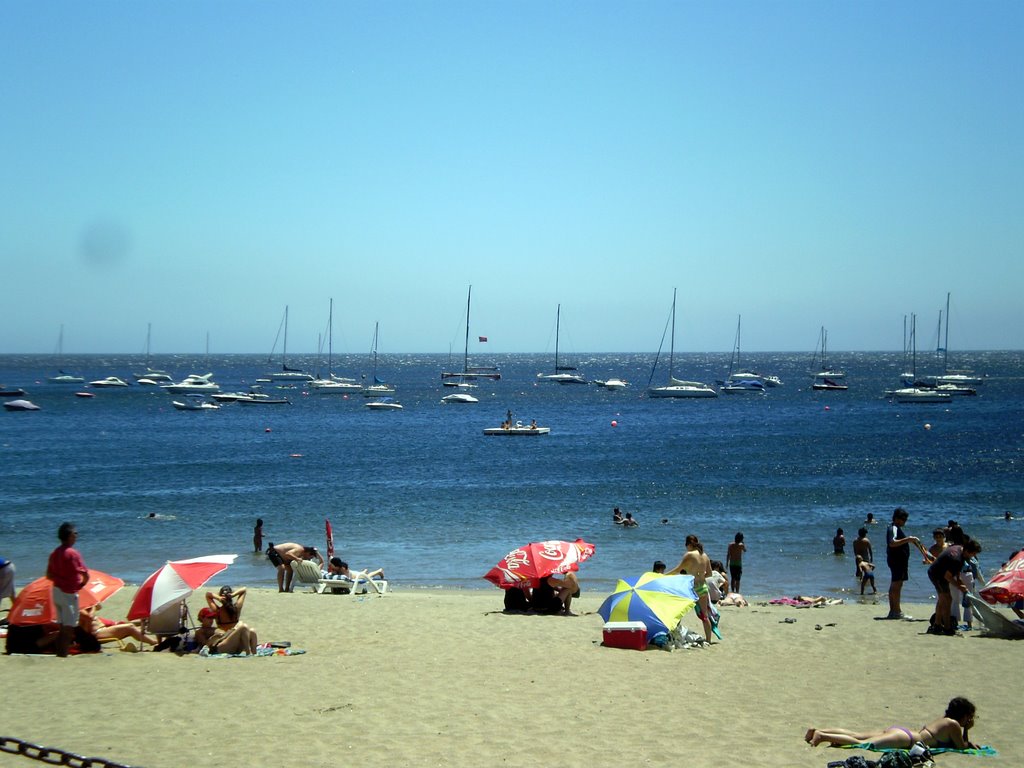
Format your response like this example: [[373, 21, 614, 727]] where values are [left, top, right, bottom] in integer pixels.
[[2, 589, 1020, 768]]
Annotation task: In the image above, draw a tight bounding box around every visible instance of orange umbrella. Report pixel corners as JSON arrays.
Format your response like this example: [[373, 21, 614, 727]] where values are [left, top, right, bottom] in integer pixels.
[[8, 570, 125, 626]]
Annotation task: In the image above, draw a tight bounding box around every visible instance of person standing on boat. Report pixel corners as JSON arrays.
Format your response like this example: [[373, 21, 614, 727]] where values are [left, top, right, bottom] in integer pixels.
[[46, 522, 89, 657]]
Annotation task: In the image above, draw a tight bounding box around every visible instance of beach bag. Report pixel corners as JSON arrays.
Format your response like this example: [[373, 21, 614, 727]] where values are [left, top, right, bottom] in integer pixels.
[[878, 751, 913, 768]]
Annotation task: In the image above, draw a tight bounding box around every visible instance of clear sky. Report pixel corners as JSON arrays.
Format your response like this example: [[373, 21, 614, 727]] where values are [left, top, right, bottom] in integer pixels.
[[2, 2, 1021, 354]]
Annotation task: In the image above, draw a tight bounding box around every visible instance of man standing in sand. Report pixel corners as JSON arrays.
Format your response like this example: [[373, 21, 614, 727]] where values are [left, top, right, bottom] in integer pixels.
[[885, 508, 922, 620], [267, 542, 323, 592], [667, 534, 715, 642], [46, 522, 89, 657]]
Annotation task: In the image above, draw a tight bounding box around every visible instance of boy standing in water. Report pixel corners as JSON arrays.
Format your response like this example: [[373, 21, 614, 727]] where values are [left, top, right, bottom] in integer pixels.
[[726, 532, 746, 593]]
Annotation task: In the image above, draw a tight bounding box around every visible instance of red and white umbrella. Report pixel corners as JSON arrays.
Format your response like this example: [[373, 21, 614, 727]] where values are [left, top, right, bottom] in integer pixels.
[[980, 549, 1024, 605], [8, 570, 125, 626], [483, 539, 596, 589], [127, 554, 237, 620]]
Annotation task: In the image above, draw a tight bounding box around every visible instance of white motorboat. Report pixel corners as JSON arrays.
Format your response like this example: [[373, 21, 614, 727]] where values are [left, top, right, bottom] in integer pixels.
[[441, 286, 501, 382], [720, 378, 766, 395], [3, 399, 40, 411], [441, 392, 479, 404], [162, 373, 221, 394], [89, 376, 130, 388], [647, 289, 718, 399], [366, 398, 403, 410], [484, 412, 549, 436], [172, 395, 221, 411], [594, 378, 628, 390], [310, 377, 362, 393]]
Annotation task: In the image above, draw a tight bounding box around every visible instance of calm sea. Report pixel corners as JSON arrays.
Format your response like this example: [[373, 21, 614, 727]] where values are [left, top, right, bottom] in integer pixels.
[[2, 351, 1022, 604]]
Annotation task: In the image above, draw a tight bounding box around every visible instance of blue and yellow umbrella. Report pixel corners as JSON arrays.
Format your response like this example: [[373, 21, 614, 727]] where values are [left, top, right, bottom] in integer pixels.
[[597, 572, 699, 636]]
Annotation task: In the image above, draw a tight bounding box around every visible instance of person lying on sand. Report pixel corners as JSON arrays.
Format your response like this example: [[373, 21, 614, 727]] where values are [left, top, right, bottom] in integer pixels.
[[79, 604, 159, 647], [805, 696, 978, 749]]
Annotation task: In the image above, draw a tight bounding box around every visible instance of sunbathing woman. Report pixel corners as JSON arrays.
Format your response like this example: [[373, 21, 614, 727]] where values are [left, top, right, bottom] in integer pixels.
[[195, 607, 258, 655], [205, 585, 247, 629], [805, 697, 977, 749], [79, 604, 159, 648]]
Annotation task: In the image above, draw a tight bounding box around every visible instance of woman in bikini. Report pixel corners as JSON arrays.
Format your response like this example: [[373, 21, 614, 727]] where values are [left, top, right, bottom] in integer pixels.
[[667, 534, 715, 643], [805, 697, 977, 749]]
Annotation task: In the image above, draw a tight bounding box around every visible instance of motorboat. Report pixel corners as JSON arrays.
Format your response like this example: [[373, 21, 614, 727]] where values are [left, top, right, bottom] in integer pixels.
[[3, 399, 40, 411], [720, 378, 766, 395], [647, 289, 718, 399], [162, 373, 221, 394], [441, 393, 479, 404], [172, 395, 220, 411], [89, 376, 130, 388], [236, 393, 291, 405], [365, 397, 403, 410], [1, 387, 27, 397], [812, 375, 848, 392], [442, 378, 479, 389], [484, 413, 549, 436], [310, 376, 362, 393], [890, 387, 951, 404], [594, 378, 628, 390]]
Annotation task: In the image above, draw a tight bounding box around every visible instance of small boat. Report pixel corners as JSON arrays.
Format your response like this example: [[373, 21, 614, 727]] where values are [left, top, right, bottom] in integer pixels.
[[536, 305, 587, 384], [484, 410, 549, 435], [811, 326, 846, 386], [647, 289, 718, 399], [362, 322, 396, 396], [441, 393, 479, 404], [75, 392, 95, 398], [594, 378, 628, 390], [366, 397, 403, 410], [266, 306, 314, 381], [720, 378, 766, 395], [3, 399, 40, 411], [890, 387, 951, 404], [235, 392, 291, 405], [89, 376, 130, 388], [172, 395, 221, 411], [0, 387, 27, 397], [162, 373, 221, 394], [812, 376, 848, 392], [48, 325, 85, 383], [133, 323, 173, 382]]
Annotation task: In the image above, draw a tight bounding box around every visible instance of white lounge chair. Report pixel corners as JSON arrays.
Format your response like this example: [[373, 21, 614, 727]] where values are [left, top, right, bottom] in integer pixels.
[[291, 559, 388, 596]]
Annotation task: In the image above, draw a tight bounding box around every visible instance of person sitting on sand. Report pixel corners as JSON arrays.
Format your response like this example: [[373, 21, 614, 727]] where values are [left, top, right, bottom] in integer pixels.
[[205, 585, 247, 630], [805, 696, 978, 749], [195, 607, 258, 655], [79, 604, 159, 648], [531, 572, 580, 616], [856, 555, 876, 595], [267, 542, 323, 592], [652, 560, 666, 574], [707, 560, 729, 603]]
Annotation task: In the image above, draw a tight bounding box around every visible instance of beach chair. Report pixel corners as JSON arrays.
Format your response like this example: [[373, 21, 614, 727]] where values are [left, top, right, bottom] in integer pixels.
[[292, 559, 389, 596], [966, 594, 1024, 639]]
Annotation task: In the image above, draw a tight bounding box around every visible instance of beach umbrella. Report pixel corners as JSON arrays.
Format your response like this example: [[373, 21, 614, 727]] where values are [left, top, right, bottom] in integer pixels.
[[483, 539, 595, 589], [597, 572, 699, 637], [8, 570, 125, 626], [326, 518, 335, 560], [980, 550, 1024, 605], [127, 554, 237, 620]]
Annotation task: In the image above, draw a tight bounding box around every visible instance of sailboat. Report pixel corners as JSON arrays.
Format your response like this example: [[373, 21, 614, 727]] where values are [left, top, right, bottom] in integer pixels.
[[47, 324, 84, 383], [890, 314, 950, 404], [647, 289, 717, 399], [719, 315, 766, 394], [134, 323, 173, 383], [811, 327, 847, 391], [267, 306, 313, 382], [441, 286, 501, 384], [363, 322, 396, 396], [536, 304, 586, 384], [925, 292, 984, 388], [310, 299, 361, 393]]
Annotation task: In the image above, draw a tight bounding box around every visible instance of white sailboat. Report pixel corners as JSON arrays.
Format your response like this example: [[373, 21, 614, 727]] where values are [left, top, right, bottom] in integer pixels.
[[720, 315, 767, 394], [363, 322, 396, 397], [536, 304, 586, 384], [134, 323, 173, 384], [47, 324, 84, 383], [310, 299, 361, 393], [890, 314, 951, 404], [441, 286, 500, 384], [925, 292, 984, 388], [811, 327, 848, 391], [647, 289, 717, 399], [267, 306, 313, 382]]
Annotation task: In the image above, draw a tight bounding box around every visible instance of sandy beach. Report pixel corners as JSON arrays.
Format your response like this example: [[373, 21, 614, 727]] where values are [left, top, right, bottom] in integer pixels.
[[2, 588, 1020, 768]]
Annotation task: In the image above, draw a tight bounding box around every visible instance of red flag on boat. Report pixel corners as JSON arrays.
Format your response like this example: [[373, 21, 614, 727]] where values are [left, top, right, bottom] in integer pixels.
[[326, 519, 335, 560]]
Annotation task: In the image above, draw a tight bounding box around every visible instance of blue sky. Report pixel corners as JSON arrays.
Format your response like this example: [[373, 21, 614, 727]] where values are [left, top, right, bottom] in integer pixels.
[[2, 2, 1021, 354]]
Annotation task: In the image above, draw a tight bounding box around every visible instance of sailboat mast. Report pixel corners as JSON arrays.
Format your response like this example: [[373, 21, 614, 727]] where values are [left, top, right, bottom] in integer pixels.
[[372, 321, 379, 379], [911, 313, 917, 380], [943, 291, 951, 374], [668, 288, 677, 380], [554, 304, 561, 372], [463, 286, 472, 373], [328, 298, 334, 377], [283, 305, 289, 369]]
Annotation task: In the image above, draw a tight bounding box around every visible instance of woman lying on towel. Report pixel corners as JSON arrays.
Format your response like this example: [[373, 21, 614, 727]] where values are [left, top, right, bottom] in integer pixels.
[[805, 696, 978, 749], [196, 607, 258, 655], [79, 604, 159, 648]]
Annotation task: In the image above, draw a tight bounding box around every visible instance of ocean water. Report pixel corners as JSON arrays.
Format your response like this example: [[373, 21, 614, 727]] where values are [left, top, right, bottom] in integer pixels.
[[2, 350, 1022, 605]]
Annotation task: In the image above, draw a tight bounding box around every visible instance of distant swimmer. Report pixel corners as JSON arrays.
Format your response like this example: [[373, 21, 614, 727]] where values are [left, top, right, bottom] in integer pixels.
[[144, 513, 176, 521], [1005, 511, 1014, 521], [864, 512, 878, 525]]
